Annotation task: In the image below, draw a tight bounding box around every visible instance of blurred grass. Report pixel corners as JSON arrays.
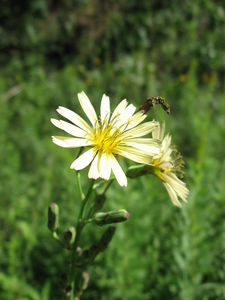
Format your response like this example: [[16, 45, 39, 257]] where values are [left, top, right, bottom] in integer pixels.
[[1, 1, 225, 299]]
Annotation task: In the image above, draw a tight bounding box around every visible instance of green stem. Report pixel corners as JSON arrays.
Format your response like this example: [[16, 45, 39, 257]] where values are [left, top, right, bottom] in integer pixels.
[[102, 178, 114, 194], [75, 148, 85, 200], [66, 176, 95, 299], [52, 231, 64, 247], [76, 171, 85, 200]]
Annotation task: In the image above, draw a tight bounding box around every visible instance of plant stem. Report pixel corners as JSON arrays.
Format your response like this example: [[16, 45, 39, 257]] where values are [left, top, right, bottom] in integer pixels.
[[66, 175, 95, 299], [76, 171, 85, 200], [102, 178, 114, 194]]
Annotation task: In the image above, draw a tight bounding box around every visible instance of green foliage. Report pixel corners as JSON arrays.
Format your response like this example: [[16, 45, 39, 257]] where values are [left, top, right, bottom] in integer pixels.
[[1, 1, 225, 299], [1, 0, 225, 85]]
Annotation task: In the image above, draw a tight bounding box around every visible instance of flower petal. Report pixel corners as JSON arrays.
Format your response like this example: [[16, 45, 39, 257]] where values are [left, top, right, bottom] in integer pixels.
[[88, 152, 112, 180], [108, 154, 127, 187], [51, 119, 87, 138], [110, 99, 128, 122], [159, 147, 173, 164], [56, 106, 93, 134], [125, 141, 160, 155], [100, 94, 110, 125], [88, 154, 100, 179], [99, 153, 111, 180], [163, 182, 182, 208], [164, 173, 189, 201], [115, 104, 136, 126], [152, 121, 166, 140], [70, 149, 96, 170], [122, 121, 158, 138], [124, 138, 161, 154], [116, 146, 152, 164], [52, 136, 92, 148], [78, 91, 98, 127], [126, 111, 147, 130]]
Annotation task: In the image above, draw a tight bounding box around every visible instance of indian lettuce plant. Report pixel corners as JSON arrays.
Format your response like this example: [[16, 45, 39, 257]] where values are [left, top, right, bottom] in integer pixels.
[[48, 91, 189, 299]]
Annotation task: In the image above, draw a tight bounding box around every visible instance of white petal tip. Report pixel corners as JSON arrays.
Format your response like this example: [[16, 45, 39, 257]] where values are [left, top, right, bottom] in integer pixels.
[[118, 178, 127, 187], [70, 163, 76, 170], [51, 118, 60, 127]]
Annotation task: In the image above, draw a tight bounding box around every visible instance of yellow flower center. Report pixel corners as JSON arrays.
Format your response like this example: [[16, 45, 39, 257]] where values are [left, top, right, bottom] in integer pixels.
[[92, 117, 123, 154], [153, 145, 185, 178]]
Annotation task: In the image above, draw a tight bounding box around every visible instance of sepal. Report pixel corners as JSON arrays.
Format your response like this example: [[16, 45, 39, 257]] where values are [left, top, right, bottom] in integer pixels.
[[98, 226, 116, 251]]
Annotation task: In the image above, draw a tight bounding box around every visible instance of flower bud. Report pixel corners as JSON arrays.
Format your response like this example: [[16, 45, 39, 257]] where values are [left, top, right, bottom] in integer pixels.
[[75, 272, 89, 299], [77, 246, 82, 256], [63, 226, 76, 248], [79, 244, 100, 265], [89, 244, 100, 261], [93, 210, 129, 226], [64, 285, 72, 297], [88, 193, 106, 218], [47, 203, 59, 231], [92, 194, 106, 213], [77, 227, 116, 267], [82, 249, 90, 262], [98, 226, 116, 251]]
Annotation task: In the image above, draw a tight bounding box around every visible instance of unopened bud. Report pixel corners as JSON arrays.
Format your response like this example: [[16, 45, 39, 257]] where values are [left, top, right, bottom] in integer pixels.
[[98, 226, 116, 251], [92, 194, 106, 213], [63, 226, 76, 248], [75, 272, 89, 299], [47, 203, 59, 231], [64, 285, 72, 297], [82, 249, 90, 262], [89, 244, 100, 261], [93, 210, 129, 226], [79, 244, 100, 265], [88, 193, 107, 218], [77, 246, 82, 256]]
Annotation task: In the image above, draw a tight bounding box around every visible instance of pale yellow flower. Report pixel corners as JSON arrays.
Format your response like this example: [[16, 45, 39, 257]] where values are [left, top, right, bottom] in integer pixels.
[[152, 121, 189, 208], [51, 92, 161, 186]]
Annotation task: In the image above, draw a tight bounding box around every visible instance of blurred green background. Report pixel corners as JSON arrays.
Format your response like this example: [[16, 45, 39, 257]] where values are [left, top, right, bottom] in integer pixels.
[[0, 0, 225, 299]]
